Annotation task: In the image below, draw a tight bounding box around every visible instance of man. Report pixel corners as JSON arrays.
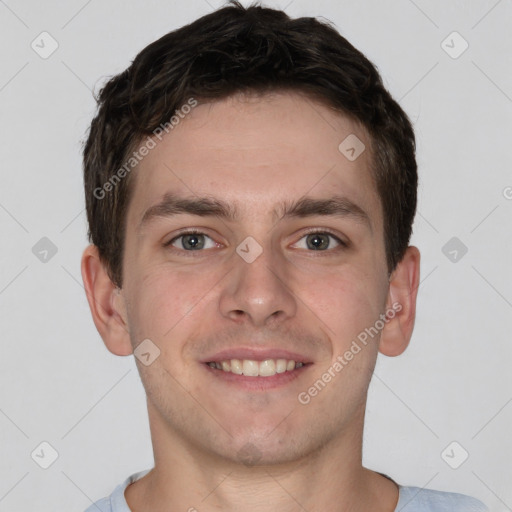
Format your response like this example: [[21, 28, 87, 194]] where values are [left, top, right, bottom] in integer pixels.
[[80, 2, 488, 510]]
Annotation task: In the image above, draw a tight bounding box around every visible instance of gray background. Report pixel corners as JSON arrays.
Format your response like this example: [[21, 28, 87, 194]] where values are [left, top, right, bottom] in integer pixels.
[[0, 0, 511, 510]]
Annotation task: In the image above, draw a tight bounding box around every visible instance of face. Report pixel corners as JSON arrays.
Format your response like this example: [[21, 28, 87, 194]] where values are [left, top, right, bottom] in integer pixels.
[[119, 91, 391, 465]]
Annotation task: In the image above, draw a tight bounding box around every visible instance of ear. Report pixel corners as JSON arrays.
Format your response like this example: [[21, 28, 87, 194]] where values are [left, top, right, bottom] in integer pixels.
[[379, 246, 421, 357], [80, 244, 133, 356]]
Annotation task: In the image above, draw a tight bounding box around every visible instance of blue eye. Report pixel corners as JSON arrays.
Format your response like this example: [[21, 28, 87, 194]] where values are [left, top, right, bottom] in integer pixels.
[[164, 229, 347, 255], [293, 231, 345, 251], [167, 231, 217, 251]]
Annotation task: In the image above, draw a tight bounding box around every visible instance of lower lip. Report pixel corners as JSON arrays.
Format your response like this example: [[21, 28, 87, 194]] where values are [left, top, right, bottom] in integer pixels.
[[202, 363, 311, 391]]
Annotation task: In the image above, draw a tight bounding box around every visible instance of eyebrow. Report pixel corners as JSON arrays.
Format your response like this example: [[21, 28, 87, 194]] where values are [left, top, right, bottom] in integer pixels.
[[138, 192, 372, 233]]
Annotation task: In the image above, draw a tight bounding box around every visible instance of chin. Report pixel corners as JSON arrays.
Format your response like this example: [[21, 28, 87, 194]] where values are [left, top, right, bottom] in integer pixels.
[[214, 429, 313, 468]]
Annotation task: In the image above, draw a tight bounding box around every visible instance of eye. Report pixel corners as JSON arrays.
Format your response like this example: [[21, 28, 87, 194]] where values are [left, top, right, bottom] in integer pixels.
[[166, 230, 218, 251], [292, 231, 346, 251]]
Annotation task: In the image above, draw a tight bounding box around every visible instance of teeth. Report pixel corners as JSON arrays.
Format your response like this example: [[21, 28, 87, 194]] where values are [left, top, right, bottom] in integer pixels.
[[242, 359, 259, 376], [230, 359, 243, 375], [258, 359, 276, 377], [207, 358, 305, 377], [276, 359, 287, 373]]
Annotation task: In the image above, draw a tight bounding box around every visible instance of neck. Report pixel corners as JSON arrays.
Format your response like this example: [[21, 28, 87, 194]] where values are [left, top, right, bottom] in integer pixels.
[[125, 402, 398, 512]]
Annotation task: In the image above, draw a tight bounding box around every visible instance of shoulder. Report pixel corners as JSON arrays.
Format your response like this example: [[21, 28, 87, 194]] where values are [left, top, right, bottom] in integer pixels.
[[397, 485, 488, 512], [84, 497, 112, 512], [83, 469, 152, 512]]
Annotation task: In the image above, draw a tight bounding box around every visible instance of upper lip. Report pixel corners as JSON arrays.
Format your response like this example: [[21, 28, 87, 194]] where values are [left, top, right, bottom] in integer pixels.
[[201, 347, 313, 364]]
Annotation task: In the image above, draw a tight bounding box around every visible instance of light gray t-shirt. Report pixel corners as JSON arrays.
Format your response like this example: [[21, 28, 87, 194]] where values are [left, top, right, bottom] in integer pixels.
[[85, 469, 488, 511]]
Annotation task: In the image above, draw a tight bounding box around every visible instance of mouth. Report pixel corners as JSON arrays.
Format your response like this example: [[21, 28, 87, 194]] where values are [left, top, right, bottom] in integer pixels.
[[200, 349, 313, 390], [205, 358, 306, 377], [201, 349, 313, 391]]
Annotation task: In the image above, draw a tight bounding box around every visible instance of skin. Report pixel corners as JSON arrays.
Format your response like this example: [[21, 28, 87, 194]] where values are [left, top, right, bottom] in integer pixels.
[[82, 91, 420, 512]]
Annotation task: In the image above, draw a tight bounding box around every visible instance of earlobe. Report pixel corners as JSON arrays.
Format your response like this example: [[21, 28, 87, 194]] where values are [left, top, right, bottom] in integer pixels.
[[80, 244, 133, 356], [379, 246, 421, 357]]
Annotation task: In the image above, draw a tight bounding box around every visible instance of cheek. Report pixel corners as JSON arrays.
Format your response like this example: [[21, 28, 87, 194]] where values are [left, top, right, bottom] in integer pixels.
[[125, 265, 221, 343], [302, 266, 385, 342]]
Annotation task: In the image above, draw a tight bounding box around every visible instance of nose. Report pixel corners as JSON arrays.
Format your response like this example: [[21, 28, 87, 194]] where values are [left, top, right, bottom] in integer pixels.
[[218, 239, 297, 328]]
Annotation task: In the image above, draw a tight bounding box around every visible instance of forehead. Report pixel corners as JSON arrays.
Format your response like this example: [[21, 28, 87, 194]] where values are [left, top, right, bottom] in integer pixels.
[[126, 91, 381, 230]]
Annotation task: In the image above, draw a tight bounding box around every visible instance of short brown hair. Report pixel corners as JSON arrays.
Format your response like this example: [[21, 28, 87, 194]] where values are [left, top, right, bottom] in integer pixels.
[[83, 1, 417, 287]]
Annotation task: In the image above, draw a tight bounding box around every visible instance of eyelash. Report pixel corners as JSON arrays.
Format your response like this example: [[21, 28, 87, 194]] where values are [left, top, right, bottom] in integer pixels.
[[164, 228, 348, 255]]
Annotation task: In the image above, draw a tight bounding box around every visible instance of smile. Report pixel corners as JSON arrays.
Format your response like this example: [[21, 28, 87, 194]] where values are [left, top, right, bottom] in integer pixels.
[[206, 358, 305, 377]]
